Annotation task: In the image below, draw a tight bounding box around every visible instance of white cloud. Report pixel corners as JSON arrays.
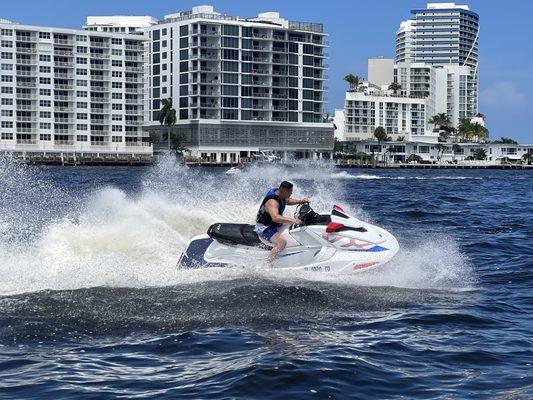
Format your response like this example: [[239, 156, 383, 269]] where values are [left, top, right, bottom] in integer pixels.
[[480, 82, 526, 109]]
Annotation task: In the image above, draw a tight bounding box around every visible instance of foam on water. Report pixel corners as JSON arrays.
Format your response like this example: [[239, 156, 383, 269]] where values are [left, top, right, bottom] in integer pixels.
[[0, 157, 474, 296], [330, 171, 484, 180]]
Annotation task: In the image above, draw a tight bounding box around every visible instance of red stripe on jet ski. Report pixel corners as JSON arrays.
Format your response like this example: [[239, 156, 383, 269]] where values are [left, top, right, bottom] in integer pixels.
[[326, 222, 344, 233], [352, 262, 379, 270], [333, 204, 345, 212]]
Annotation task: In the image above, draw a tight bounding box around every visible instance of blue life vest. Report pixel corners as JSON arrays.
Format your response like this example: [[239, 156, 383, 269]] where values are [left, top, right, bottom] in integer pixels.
[[256, 188, 286, 228]]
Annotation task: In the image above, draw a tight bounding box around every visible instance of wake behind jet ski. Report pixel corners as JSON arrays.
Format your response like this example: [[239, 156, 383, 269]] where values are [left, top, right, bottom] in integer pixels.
[[177, 203, 399, 274]]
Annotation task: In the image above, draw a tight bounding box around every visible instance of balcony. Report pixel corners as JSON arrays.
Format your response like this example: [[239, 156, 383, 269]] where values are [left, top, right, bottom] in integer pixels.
[[15, 93, 36, 99], [54, 95, 74, 101], [54, 50, 74, 57], [54, 106, 74, 112], [125, 44, 144, 51], [16, 47, 37, 54], [16, 59, 37, 65], [16, 82, 37, 88], [90, 42, 110, 48], [55, 62, 74, 68], [16, 105, 35, 110], [15, 36, 35, 43], [125, 66, 144, 72], [90, 53, 110, 59], [17, 128, 36, 134], [199, 30, 220, 36], [16, 70, 34, 76], [54, 38, 74, 45], [16, 116, 37, 122]]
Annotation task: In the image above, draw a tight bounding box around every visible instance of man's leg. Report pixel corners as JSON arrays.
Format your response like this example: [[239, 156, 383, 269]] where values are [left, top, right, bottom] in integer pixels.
[[267, 231, 287, 266]]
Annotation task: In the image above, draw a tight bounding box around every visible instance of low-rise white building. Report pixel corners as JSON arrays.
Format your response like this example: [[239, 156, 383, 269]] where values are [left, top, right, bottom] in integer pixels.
[[343, 140, 532, 165]]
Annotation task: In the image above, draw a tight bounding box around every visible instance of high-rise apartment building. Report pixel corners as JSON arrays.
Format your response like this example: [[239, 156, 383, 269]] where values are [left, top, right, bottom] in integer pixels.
[[396, 2, 479, 121], [143, 6, 333, 161], [0, 21, 149, 159]]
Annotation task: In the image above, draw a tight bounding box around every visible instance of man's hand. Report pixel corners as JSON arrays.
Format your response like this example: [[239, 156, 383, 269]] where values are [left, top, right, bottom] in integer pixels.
[[292, 217, 303, 225], [299, 197, 309, 204]]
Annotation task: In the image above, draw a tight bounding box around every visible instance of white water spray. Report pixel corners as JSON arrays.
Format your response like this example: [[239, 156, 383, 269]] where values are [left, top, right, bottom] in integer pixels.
[[0, 158, 474, 295]]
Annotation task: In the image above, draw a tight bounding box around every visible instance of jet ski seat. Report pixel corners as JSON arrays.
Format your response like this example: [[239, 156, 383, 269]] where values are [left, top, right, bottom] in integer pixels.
[[207, 223, 263, 247]]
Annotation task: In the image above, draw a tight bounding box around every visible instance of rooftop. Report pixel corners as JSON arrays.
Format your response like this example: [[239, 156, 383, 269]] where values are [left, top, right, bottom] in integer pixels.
[[159, 5, 324, 33]]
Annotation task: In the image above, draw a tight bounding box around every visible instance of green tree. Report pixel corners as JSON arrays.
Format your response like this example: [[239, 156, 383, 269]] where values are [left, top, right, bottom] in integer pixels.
[[333, 137, 344, 152], [452, 144, 462, 162], [522, 152, 532, 165], [428, 113, 451, 133], [159, 98, 177, 151], [374, 126, 388, 142], [343, 74, 362, 92], [385, 145, 396, 163], [473, 148, 487, 161], [397, 135, 406, 142], [407, 154, 423, 163], [492, 137, 517, 144], [388, 81, 402, 94], [436, 143, 446, 161]]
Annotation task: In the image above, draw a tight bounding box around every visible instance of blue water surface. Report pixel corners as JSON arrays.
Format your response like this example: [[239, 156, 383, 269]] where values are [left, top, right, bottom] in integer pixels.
[[0, 162, 531, 399]]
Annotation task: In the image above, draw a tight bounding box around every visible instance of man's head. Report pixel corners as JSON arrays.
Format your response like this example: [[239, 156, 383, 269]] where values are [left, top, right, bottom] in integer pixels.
[[278, 181, 293, 199]]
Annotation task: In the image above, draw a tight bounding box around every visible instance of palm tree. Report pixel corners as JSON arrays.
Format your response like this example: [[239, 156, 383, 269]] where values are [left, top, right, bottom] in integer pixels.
[[388, 82, 402, 95], [473, 148, 487, 161], [452, 144, 462, 162], [159, 98, 177, 151], [385, 145, 396, 163], [522, 152, 532, 165], [343, 74, 362, 92], [436, 143, 446, 161], [374, 126, 388, 142], [471, 122, 489, 143], [428, 113, 451, 133], [457, 118, 472, 142]]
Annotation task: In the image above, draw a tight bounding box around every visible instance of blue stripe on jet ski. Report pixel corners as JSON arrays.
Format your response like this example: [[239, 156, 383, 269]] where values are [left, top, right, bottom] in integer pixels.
[[347, 246, 388, 252], [278, 251, 305, 258]]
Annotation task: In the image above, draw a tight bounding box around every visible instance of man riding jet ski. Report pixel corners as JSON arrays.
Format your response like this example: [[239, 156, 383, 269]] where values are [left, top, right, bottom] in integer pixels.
[[255, 181, 309, 265], [177, 182, 400, 274]]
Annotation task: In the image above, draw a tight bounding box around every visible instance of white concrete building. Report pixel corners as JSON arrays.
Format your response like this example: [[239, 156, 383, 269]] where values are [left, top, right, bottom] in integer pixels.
[[143, 5, 333, 161], [396, 2, 479, 120], [342, 89, 436, 143], [84, 16, 157, 35], [368, 58, 394, 89], [344, 140, 533, 165], [0, 21, 150, 159], [394, 61, 473, 127], [333, 108, 345, 141]]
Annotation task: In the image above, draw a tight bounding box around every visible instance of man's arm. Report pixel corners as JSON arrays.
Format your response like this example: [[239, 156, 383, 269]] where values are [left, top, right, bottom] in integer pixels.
[[265, 199, 301, 224], [286, 197, 309, 206]]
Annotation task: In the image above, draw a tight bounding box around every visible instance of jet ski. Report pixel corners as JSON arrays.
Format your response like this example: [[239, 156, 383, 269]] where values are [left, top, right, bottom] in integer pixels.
[[225, 166, 243, 175], [177, 204, 399, 273]]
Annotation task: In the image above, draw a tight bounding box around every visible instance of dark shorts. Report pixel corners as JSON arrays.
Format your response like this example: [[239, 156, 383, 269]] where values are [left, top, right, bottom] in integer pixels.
[[260, 226, 278, 241]]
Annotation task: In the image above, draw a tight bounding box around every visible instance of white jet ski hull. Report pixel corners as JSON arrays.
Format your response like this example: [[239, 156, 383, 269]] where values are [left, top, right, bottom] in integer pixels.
[[177, 205, 399, 274]]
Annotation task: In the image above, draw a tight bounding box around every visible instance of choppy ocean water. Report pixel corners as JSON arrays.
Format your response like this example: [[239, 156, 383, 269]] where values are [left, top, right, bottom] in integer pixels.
[[0, 159, 531, 399]]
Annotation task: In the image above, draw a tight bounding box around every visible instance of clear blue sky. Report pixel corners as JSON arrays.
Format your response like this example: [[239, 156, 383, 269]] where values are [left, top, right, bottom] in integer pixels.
[[2, 0, 532, 143]]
